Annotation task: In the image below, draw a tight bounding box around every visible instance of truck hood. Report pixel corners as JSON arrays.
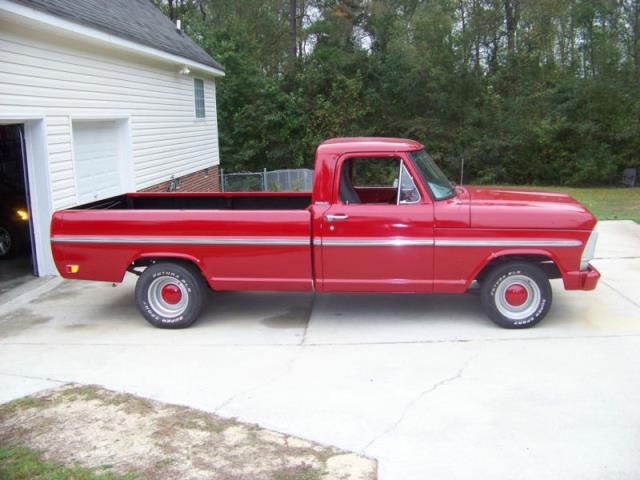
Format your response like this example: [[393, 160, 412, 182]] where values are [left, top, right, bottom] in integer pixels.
[[465, 186, 597, 230]]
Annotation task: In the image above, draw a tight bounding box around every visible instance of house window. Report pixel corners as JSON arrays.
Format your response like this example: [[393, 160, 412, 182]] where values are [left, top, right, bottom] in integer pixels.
[[194, 78, 205, 118]]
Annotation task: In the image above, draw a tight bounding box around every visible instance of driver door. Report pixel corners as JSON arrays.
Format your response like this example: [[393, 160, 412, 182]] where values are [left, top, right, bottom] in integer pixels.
[[319, 153, 434, 292]]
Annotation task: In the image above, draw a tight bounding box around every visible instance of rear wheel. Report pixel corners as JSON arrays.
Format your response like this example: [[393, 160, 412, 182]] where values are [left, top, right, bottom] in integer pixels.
[[135, 262, 207, 329], [480, 262, 552, 329]]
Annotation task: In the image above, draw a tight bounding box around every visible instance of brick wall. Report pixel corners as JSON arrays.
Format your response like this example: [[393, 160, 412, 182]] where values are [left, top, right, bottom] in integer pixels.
[[141, 166, 220, 193]]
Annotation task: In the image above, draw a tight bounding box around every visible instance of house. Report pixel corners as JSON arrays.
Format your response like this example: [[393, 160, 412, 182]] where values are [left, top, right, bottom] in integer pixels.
[[0, 0, 224, 276]]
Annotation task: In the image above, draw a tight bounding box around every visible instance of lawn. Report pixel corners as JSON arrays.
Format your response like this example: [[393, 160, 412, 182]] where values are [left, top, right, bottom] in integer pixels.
[[0, 385, 374, 480], [489, 186, 640, 223], [0, 447, 136, 480]]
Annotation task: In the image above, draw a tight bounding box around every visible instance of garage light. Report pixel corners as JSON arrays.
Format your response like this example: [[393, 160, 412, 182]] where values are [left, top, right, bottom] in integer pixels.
[[16, 209, 29, 221]]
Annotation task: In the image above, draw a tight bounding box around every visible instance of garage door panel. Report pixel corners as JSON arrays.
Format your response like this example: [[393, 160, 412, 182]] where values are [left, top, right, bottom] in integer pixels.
[[72, 120, 125, 204]]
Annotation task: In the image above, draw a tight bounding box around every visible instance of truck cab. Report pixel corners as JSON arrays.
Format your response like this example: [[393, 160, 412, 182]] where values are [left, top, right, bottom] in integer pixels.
[[311, 138, 598, 296]]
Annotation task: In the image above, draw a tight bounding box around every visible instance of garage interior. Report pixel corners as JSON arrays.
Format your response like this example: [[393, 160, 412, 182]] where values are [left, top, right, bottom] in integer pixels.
[[0, 123, 36, 294]]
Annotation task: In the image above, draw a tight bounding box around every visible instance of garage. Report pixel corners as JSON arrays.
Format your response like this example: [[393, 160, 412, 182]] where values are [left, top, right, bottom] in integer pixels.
[[1, 0, 224, 280], [0, 118, 131, 286]]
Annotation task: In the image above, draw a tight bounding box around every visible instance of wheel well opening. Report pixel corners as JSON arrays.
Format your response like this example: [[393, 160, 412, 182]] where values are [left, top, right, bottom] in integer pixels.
[[475, 255, 561, 285], [128, 257, 208, 284]]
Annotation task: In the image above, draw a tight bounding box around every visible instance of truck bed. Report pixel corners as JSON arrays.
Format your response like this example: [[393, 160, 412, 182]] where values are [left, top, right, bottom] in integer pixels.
[[52, 191, 314, 291], [72, 192, 312, 211]]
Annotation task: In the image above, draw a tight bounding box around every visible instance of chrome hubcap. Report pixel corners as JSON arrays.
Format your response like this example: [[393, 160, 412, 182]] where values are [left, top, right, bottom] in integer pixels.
[[505, 283, 528, 306], [148, 276, 189, 318], [495, 275, 541, 320]]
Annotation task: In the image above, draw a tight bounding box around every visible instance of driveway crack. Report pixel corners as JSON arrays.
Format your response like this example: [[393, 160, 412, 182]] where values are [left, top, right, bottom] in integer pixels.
[[214, 347, 304, 412], [0, 371, 69, 385], [361, 353, 478, 454], [600, 279, 640, 310]]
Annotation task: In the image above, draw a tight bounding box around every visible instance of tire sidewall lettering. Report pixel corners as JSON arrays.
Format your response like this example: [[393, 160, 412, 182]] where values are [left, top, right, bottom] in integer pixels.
[[143, 271, 192, 325], [488, 267, 547, 327]]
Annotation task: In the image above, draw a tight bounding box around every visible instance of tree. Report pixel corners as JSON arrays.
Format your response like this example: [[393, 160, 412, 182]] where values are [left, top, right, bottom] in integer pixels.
[[169, 0, 639, 185]]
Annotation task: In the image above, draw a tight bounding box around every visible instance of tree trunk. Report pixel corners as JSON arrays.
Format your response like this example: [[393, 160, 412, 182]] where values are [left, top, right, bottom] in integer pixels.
[[633, 0, 640, 78], [504, 0, 520, 62], [473, 0, 481, 73], [459, 0, 467, 68], [289, 0, 297, 73]]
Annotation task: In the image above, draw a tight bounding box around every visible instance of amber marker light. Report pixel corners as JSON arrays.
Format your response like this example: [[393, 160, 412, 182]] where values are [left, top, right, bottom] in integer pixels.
[[66, 265, 80, 274]]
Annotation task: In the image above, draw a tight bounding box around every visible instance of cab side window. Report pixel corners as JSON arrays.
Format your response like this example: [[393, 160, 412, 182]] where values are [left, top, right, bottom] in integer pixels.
[[339, 156, 420, 205], [351, 157, 400, 187]]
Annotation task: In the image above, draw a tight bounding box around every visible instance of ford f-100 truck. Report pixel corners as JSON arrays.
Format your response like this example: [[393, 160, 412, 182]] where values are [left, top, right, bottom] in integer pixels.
[[51, 138, 600, 329]]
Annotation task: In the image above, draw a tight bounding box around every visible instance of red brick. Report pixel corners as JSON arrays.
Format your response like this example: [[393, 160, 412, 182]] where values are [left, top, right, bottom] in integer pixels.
[[141, 166, 220, 193]]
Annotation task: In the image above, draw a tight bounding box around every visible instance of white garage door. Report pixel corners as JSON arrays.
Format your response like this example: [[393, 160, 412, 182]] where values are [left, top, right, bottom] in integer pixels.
[[72, 120, 124, 204]]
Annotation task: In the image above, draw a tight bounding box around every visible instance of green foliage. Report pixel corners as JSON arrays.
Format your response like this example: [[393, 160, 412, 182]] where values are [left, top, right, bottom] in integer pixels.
[[351, 157, 400, 185], [0, 447, 137, 480], [496, 185, 640, 222], [177, 0, 640, 185]]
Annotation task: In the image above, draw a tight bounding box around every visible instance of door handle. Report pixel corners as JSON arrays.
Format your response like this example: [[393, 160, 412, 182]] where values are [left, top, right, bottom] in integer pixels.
[[325, 214, 349, 222]]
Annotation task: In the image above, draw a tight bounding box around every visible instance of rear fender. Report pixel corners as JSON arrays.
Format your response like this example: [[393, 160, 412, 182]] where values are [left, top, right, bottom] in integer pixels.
[[130, 253, 210, 286]]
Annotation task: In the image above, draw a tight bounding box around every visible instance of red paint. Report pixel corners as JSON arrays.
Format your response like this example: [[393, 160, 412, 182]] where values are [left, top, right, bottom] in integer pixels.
[[505, 284, 528, 306], [161, 284, 182, 304], [564, 264, 601, 290], [50, 137, 600, 299]]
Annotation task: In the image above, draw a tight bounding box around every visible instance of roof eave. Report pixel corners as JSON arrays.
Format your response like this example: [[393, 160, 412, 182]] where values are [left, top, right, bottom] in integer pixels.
[[0, 0, 225, 78]]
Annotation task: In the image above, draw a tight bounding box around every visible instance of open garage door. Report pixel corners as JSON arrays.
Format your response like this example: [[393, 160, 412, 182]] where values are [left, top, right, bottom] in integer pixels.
[[0, 117, 55, 278], [0, 124, 37, 289]]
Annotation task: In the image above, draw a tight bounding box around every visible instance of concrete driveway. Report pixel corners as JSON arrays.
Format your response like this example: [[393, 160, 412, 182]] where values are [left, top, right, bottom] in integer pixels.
[[1, 220, 639, 480]]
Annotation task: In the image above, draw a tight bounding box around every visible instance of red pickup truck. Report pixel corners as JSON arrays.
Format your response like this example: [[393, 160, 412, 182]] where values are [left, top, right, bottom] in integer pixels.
[[51, 138, 600, 329]]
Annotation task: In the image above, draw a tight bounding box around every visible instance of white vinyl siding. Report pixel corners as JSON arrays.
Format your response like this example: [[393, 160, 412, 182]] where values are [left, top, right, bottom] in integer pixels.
[[0, 18, 220, 210]]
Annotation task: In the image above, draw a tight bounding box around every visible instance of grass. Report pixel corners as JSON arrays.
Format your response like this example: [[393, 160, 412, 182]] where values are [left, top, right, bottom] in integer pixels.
[[0, 385, 375, 480], [54, 385, 155, 416], [0, 447, 138, 480], [0, 385, 156, 420], [489, 186, 640, 223], [0, 396, 49, 417], [273, 465, 323, 480]]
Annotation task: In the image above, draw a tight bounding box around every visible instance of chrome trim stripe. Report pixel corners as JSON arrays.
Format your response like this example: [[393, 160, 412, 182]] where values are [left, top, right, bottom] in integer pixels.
[[435, 239, 582, 247], [51, 235, 310, 246], [320, 239, 434, 247], [52, 235, 581, 248], [315, 238, 581, 247]]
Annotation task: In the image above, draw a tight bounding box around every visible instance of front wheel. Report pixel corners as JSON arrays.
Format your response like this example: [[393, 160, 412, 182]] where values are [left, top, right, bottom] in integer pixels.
[[480, 262, 552, 329], [135, 262, 207, 329]]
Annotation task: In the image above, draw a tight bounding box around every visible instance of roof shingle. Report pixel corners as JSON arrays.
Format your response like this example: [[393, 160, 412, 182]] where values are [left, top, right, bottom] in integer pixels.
[[12, 0, 223, 72]]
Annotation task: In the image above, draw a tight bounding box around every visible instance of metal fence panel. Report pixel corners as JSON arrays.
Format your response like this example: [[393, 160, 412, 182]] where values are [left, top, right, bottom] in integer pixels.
[[221, 168, 314, 192], [266, 169, 314, 192], [221, 172, 264, 192]]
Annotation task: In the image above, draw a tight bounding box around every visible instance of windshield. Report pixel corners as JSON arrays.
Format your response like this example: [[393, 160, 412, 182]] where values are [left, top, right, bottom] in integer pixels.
[[409, 150, 455, 201]]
